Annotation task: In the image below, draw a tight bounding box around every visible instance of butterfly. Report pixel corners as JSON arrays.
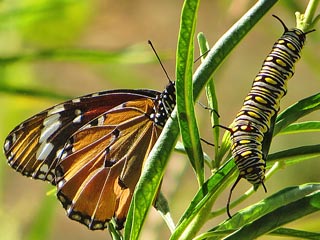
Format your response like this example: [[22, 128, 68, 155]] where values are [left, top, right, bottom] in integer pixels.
[[3, 79, 176, 230]]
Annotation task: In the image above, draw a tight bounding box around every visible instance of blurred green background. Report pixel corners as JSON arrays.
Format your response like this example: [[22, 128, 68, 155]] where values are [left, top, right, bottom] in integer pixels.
[[0, 0, 319, 239]]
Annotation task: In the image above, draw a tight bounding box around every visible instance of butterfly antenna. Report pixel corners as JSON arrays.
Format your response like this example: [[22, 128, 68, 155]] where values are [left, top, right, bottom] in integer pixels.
[[148, 40, 173, 83]]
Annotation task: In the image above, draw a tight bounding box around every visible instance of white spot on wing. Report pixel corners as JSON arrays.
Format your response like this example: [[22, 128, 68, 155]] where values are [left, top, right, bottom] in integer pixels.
[[56, 148, 64, 159], [39, 164, 49, 173], [97, 116, 105, 125], [7, 152, 14, 162], [72, 115, 82, 124], [48, 104, 65, 115], [81, 124, 91, 130], [57, 180, 65, 189], [47, 174, 53, 182], [72, 98, 81, 103], [36, 142, 54, 160], [37, 174, 45, 180], [43, 113, 60, 126], [4, 139, 10, 151], [67, 206, 74, 215], [39, 114, 61, 143], [57, 193, 66, 202], [60, 151, 68, 160], [71, 213, 82, 221], [74, 109, 81, 115], [84, 218, 91, 226], [12, 133, 17, 142]]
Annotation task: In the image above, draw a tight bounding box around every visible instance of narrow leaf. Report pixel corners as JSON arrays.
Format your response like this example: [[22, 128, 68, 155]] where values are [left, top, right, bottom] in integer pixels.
[[275, 92, 320, 135], [176, 0, 204, 185], [270, 227, 320, 239], [211, 183, 320, 234], [224, 188, 320, 239], [278, 121, 320, 135], [197, 32, 221, 168], [267, 144, 320, 165]]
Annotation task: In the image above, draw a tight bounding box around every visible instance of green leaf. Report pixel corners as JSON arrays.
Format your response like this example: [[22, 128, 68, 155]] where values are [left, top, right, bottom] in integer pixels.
[[270, 227, 320, 239], [154, 192, 176, 233], [223, 185, 320, 239], [197, 32, 220, 168], [214, 145, 320, 223], [202, 184, 320, 240], [267, 144, 320, 166], [108, 222, 123, 240], [176, 0, 204, 185], [274, 92, 320, 135], [278, 121, 320, 135], [211, 184, 320, 234]]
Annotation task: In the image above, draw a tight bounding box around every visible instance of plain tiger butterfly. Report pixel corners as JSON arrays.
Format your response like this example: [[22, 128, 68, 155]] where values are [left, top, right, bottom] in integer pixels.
[[3, 42, 176, 230]]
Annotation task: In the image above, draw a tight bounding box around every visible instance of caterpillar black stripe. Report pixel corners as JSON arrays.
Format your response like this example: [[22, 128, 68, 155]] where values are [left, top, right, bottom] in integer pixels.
[[226, 15, 315, 217]]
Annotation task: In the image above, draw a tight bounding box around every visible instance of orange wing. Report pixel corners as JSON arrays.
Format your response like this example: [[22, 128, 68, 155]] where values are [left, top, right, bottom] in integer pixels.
[[55, 98, 162, 230], [4, 81, 176, 231]]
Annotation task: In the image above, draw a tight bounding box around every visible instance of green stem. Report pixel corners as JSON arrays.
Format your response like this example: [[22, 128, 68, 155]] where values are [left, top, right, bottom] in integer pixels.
[[179, 196, 217, 240], [296, 0, 319, 31]]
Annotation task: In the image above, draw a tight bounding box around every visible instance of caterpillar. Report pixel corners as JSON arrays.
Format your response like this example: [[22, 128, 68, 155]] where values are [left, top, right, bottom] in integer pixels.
[[225, 15, 315, 218]]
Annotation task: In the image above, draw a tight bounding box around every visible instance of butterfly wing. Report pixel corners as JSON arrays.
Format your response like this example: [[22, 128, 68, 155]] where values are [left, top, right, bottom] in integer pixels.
[[4, 80, 176, 230], [3, 89, 160, 184], [55, 97, 162, 230]]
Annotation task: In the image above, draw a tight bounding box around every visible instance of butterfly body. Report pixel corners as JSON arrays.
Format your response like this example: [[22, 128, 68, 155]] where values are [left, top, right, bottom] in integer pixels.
[[4, 81, 176, 230]]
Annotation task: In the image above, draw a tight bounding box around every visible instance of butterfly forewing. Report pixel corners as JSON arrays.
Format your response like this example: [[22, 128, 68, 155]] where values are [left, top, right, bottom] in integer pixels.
[[3, 89, 160, 184]]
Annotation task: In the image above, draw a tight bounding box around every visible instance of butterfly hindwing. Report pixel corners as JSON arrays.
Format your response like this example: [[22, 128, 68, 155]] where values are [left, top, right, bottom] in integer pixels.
[[55, 97, 162, 230]]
